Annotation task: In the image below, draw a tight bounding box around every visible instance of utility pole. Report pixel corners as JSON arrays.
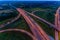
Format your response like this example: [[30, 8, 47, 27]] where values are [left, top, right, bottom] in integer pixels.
[[55, 7, 60, 40]]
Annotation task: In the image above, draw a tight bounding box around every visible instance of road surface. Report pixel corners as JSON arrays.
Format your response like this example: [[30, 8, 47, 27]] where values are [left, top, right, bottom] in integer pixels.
[[17, 8, 50, 40]]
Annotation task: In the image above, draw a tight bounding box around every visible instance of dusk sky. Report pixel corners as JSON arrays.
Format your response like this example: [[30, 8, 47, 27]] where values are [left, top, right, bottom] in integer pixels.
[[0, 0, 60, 1]]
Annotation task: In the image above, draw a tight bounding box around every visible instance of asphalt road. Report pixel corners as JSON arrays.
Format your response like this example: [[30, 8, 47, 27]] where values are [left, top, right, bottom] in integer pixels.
[[17, 8, 50, 40]]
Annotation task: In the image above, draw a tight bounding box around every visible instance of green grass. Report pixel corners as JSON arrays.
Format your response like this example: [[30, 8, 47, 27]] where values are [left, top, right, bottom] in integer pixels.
[[0, 19, 10, 24], [0, 31, 32, 40]]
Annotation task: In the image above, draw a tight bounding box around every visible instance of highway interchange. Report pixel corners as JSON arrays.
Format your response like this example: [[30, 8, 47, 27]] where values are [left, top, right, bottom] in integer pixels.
[[0, 7, 60, 40]]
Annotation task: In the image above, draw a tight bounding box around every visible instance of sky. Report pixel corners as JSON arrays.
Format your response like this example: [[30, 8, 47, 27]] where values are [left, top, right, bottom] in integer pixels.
[[0, 0, 60, 1]]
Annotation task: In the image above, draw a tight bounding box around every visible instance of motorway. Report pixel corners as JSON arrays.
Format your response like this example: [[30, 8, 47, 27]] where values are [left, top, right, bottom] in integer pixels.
[[17, 8, 50, 40]]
